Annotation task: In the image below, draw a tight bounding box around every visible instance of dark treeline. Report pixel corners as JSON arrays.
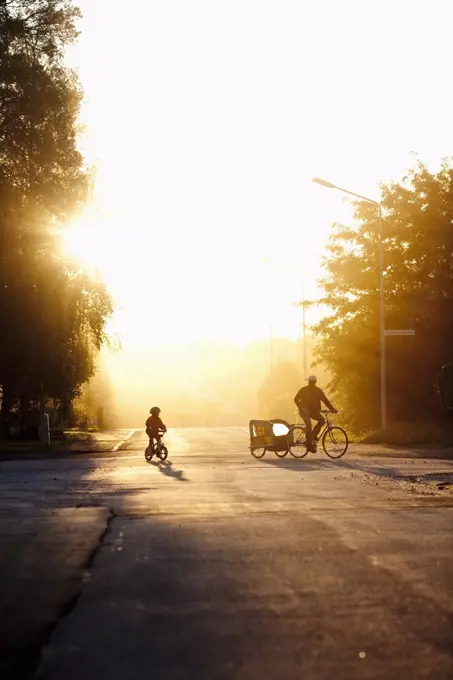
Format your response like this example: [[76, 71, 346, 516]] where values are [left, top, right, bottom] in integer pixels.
[[0, 1, 112, 435]]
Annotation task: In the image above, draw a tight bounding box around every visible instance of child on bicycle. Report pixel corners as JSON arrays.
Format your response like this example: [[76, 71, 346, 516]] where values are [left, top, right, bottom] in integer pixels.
[[146, 406, 167, 453]]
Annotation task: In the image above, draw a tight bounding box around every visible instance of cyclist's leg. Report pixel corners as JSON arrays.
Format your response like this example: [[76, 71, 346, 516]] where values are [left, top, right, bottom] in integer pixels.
[[146, 427, 155, 452], [299, 408, 313, 448], [311, 412, 326, 442]]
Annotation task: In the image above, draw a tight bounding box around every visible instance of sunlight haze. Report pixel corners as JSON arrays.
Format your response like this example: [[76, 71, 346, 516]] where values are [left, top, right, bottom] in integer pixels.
[[61, 0, 453, 422], [68, 0, 453, 345]]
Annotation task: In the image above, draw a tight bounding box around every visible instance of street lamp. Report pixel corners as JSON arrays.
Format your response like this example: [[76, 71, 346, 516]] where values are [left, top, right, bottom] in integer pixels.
[[312, 177, 386, 430]]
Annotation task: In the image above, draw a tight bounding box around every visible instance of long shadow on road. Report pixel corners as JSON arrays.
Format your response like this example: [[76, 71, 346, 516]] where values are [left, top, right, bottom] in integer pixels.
[[2, 451, 453, 680], [0, 454, 172, 680], [262, 455, 453, 489], [36, 489, 453, 680], [262, 456, 357, 473], [149, 459, 188, 482]]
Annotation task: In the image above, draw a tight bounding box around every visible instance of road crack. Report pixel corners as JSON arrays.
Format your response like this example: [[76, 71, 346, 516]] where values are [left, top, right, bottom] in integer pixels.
[[32, 507, 117, 680]]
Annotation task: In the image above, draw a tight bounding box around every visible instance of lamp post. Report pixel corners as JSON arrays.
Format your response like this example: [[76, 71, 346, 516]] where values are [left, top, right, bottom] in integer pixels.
[[312, 177, 386, 430]]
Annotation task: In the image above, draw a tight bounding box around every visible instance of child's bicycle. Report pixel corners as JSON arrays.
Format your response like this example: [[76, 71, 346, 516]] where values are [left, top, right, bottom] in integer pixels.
[[287, 410, 348, 459], [145, 432, 168, 462]]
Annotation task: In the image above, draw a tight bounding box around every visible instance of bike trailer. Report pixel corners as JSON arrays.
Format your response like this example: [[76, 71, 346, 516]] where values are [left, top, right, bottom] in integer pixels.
[[249, 419, 289, 453]]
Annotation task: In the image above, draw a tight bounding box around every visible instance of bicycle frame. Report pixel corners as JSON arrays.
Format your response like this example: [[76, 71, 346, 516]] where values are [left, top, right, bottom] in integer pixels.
[[152, 434, 165, 451], [319, 411, 334, 438], [295, 410, 335, 440], [289, 410, 348, 458]]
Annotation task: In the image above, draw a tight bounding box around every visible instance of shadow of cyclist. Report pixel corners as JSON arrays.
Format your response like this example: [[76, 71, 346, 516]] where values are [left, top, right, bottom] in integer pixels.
[[151, 460, 188, 482], [262, 457, 357, 473]]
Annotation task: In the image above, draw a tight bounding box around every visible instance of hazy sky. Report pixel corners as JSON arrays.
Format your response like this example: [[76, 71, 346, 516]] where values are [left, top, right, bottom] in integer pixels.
[[67, 0, 453, 346]]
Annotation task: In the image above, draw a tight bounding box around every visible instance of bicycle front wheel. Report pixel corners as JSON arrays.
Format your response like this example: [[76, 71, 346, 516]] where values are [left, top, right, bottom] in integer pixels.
[[322, 426, 349, 459], [158, 446, 168, 461], [288, 425, 309, 458]]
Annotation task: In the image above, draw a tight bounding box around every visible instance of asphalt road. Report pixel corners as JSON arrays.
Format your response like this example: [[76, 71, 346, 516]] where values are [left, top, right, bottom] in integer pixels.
[[1, 428, 452, 679]]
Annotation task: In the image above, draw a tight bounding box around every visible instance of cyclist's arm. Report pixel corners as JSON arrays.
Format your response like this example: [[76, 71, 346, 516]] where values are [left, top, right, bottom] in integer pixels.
[[320, 391, 335, 411]]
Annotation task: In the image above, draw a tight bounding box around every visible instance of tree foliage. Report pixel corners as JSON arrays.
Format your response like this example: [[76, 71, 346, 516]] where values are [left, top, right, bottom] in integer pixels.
[[0, 1, 112, 431], [314, 162, 453, 430]]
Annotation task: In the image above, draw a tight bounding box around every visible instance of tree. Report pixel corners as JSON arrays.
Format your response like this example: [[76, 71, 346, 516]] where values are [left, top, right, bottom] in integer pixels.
[[0, 1, 112, 432], [314, 162, 453, 430]]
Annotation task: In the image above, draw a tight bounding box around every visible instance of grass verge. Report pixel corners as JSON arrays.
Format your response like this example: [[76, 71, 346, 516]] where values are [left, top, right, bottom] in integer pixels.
[[359, 422, 453, 447]]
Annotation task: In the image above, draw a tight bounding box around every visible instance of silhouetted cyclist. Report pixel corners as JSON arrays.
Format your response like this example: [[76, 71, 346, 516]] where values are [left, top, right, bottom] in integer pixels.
[[294, 375, 337, 453], [146, 406, 167, 452]]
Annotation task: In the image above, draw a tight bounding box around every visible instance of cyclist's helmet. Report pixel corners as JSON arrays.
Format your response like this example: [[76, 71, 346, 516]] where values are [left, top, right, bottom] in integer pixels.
[[307, 375, 317, 383], [150, 406, 161, 415]]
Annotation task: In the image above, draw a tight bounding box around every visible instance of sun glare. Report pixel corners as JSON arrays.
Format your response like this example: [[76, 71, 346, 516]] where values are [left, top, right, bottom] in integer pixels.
[[62, 215, 105, 272], [67, 0, 453, 349]]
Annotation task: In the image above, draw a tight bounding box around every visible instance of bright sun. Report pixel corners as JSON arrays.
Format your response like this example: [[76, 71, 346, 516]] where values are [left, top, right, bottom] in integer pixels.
[[61, 206, 309, 347], [62, 216, 104, 271]]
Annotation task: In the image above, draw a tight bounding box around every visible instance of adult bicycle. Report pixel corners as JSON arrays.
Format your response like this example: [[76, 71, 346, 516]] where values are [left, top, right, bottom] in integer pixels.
[[287, 410, 348, 459]]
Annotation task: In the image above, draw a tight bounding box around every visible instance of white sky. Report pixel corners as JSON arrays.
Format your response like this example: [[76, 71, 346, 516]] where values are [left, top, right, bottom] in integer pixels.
[[67, 0, 453, 346]]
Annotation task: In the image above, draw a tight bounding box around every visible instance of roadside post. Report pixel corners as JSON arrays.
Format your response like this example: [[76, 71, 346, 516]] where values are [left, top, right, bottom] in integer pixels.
[[39, 413, 50, 448]]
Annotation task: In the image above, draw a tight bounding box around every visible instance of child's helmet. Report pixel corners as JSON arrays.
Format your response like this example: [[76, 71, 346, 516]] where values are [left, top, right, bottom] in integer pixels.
[[150, 406, 161, 415]]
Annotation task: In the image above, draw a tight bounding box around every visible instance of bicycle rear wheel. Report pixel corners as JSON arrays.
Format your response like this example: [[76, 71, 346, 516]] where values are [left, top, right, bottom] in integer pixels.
[[251, 447, 266, 459], [288, 425, 309, 458], [322, 426, 349, 459]]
